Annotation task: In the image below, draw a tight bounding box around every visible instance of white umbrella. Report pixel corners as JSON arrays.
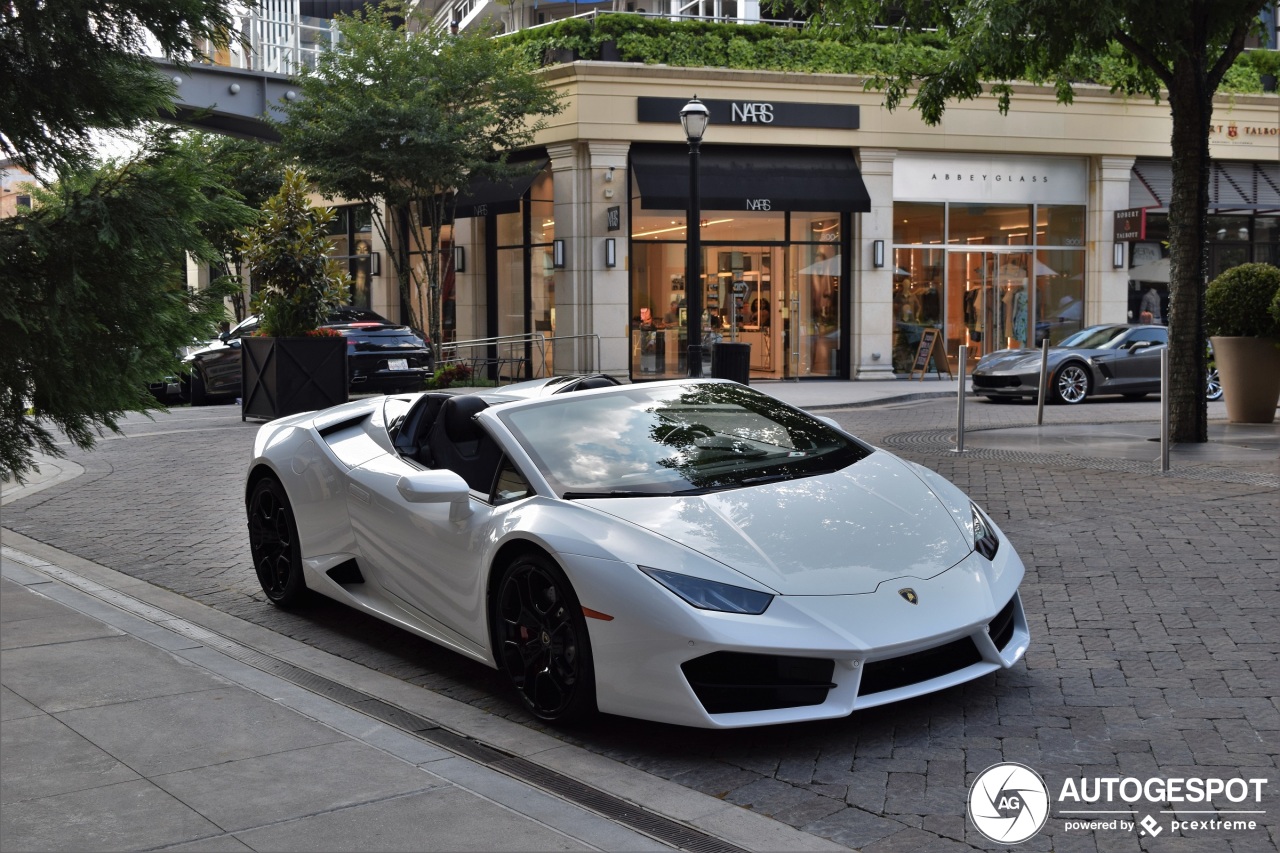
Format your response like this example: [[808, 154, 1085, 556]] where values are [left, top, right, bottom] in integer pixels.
[[799, 255, 841, 276]]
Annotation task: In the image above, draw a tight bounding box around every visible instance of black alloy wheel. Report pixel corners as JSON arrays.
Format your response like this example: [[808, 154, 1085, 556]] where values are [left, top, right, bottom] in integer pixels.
[[494, 555, 596, 722], [247, 478, 307, 608]]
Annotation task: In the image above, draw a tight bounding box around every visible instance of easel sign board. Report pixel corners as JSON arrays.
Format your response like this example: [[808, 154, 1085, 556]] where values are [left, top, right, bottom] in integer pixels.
[[909, 327, 952, 380]]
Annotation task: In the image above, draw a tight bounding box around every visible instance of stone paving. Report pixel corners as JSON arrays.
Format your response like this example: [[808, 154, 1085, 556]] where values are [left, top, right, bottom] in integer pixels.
[[2, 397, 1276, 852]]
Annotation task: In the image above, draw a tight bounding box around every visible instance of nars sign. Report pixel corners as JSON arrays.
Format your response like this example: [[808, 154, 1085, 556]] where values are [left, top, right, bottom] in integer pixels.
[[637, 97, 859, 130], [746, 199, 772, 210]]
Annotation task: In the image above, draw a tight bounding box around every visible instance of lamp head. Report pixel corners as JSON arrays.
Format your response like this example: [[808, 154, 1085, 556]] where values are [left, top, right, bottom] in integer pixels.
[[680, 96, 710, 142]]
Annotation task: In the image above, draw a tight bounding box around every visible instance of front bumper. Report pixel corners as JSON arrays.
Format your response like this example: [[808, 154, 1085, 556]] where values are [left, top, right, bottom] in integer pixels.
[[567, 548, 1029, 729]]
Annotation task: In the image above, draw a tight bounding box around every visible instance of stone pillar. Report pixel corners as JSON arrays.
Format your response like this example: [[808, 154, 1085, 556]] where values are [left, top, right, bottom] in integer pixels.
[[854, 148, 897, 379], [1091, 156, 1136, 326], [549, 140, 631, 375]]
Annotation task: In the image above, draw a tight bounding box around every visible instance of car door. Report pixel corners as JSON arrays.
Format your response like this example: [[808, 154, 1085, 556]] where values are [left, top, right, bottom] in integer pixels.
[[343, 452, 507, 649], [1113, 327, 1167, 391]]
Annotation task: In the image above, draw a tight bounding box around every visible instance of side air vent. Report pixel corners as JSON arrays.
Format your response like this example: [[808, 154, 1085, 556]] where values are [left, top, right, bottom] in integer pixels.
[[681, 652, 835, 714], [326, 559, 365, 585]]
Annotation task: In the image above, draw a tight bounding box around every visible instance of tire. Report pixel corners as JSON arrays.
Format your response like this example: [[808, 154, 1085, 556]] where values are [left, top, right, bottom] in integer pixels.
[[493, 553, 596, 723], [1206, 366, 1223, 401], [1050, 363, 1090, 405], [189, 367, 208, 407], [247, 477, 307, 608]]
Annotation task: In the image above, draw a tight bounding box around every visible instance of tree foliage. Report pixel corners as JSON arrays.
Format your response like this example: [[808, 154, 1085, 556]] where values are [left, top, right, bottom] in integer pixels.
[[243, 169, 351, 338], [0, 0, 237, 173], [771, 0, 1270, 442], [277, 0, 563, 354], [0, 134, 254, 482], [181, 133, 288, 321]]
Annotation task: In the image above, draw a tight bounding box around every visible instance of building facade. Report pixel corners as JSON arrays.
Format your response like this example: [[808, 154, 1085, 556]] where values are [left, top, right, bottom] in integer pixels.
[[416, 63, 1276, 381]]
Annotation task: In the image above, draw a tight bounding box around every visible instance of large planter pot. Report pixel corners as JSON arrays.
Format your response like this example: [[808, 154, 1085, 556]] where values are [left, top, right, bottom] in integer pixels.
[[242, 336, 348, 422], [1210, 336, 1280, 424]]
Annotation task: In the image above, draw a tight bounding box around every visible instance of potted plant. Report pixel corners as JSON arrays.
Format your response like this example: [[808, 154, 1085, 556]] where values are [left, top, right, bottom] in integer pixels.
[[1205, 262, 1280, 424], [240, 169, 351, 421]]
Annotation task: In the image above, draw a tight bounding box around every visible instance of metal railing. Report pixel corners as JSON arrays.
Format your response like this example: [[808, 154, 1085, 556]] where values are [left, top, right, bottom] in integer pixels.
[[437, 332, 604, 385], [159, 12, 341, 77]]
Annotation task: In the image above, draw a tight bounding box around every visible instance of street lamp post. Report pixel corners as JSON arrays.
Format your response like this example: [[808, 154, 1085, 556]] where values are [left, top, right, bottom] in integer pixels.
[[681, 96, 709, 377]]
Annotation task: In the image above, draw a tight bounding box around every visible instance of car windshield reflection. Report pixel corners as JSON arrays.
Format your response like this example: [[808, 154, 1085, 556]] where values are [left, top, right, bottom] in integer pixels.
[[499, 383, 872, 498]]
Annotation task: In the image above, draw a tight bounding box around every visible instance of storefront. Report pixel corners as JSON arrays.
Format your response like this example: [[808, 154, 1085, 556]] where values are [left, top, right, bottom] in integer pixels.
[[432, 64, 1276, 383], [890, 153, 1090, 372], [626, 143, 869, 379], [1119, 157, 1280, 321]]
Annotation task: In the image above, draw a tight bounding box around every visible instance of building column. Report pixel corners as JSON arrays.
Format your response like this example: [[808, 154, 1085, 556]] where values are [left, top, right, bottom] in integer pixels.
[[854, 148, 897, 379], [1091, 156, 1136, 325], [549, 140, 631, 375]]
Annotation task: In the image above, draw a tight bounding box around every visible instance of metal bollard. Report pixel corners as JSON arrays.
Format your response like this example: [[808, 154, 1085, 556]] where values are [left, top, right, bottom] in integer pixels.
[[1035, 338, 1050, 426], [1160, 347, 1170, 472], [954, 345, 967, 453]]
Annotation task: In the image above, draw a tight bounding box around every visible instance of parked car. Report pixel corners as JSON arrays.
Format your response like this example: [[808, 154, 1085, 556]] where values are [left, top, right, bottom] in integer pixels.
[[245, 377, 1029, 728], [973, 324, 1220, 404], [183, 308, 433, 405]]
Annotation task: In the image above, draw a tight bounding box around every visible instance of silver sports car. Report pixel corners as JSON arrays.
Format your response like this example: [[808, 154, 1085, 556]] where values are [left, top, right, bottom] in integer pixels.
[[245, 376, 1029, 728], [972, 324, 1222, 404]]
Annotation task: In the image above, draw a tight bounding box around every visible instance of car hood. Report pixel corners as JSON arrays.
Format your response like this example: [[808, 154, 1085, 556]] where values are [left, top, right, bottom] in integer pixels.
[[582, 452, 973, 595], [977, 348, 1070, 371]]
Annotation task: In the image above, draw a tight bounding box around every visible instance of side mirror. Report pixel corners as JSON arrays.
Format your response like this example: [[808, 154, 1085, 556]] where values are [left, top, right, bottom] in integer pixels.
[[396, 470, 472, 520], [219, 331, 231, 343], [1128, 340, 1153, 351]]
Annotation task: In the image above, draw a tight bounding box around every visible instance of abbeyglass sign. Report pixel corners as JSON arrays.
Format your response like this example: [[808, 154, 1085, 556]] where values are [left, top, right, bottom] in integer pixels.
[[894, 152, 1088, 205], [636, 97, 859, 130]]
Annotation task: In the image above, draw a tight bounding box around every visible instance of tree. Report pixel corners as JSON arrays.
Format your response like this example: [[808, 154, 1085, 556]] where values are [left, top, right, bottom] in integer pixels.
[[0, 134, 254, 482], [276, 0, 563, 357], [182, 133, 288, 321], [243, 168, 351, 338], [780, 0, 1270, 442], [0, 0, 236, 173]]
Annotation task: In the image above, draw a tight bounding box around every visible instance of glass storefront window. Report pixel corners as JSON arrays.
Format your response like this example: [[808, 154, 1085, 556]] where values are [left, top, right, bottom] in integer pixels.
[[1038, 205, 1085, 247], [1035, 250, 1085, 344], [948, 204, 1033, 246], [631, 210, 785, 243], [893, 202, 1085, 371], [791, 213, 842, 243], [894, 202, 944, 245]]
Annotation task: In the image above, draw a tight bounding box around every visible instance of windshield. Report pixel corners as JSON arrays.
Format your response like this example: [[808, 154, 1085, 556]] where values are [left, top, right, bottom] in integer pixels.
[[1058, 326, 1129, 349], [499, 382, 873, 498]]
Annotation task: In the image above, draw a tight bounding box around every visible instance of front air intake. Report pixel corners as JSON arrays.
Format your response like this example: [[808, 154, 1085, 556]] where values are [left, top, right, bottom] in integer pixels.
[[681, 652, 835, 715]]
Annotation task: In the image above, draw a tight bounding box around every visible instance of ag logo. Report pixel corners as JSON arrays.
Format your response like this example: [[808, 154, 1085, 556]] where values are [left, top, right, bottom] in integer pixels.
[[968, 762, 1050, 844]]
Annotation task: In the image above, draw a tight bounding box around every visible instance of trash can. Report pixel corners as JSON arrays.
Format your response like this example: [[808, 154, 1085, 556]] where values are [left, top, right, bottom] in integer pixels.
[[711, 342, 751, 385]]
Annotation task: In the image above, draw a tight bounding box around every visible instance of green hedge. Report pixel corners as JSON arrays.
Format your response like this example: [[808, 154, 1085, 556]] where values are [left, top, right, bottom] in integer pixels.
[[501, 15, 1279, 95]]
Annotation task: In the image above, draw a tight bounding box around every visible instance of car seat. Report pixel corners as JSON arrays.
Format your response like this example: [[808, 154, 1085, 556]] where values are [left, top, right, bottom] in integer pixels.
[[425, 395, 503, 494]]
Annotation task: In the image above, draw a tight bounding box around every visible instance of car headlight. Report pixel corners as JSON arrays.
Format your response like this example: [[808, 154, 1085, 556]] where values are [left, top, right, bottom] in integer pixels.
[[640, 567, 773, 615], [971, 502, 1000, 561]]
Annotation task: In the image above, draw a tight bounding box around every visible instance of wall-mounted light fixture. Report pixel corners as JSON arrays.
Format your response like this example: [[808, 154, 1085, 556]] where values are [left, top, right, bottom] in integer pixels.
[[604, 166, 615, 182], [872, 239, 885, 268], [605, 238, 617, 268], [553, 239, 566, 268], [453, 245, 465, 273], [1113, 242, 1125, 269], [368, 252, 380, 276]]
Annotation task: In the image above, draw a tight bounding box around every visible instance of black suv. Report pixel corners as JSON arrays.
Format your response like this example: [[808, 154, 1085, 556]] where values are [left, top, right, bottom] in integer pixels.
[[183, 308, 433, 405]]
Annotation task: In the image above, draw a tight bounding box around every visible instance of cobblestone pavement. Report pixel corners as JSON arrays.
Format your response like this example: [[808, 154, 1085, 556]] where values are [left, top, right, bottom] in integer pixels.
[[3, 398, 1277, 853]]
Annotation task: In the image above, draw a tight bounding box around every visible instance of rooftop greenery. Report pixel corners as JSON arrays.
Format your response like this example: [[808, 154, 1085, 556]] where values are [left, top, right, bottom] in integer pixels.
[[502, 14, 1279, 96]]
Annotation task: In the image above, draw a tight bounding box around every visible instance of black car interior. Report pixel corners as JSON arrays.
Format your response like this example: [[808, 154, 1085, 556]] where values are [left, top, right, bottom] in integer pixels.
[[393, 375, 623, 495]]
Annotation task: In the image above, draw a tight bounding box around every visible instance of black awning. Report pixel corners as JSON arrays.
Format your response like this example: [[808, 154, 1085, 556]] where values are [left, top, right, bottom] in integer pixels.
[[453, 158, 550, 218], [630, 144, 871, 213]]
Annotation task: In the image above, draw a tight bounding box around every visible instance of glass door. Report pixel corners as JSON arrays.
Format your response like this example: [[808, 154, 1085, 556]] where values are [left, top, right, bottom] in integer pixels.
[[946, 250, 1033, 368], [702, 246, 784, 378]]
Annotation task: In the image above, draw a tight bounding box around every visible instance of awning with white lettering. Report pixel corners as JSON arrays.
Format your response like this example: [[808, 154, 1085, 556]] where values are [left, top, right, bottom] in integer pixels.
[[453, 157, 550, 218], [629, 144, 872, 213]]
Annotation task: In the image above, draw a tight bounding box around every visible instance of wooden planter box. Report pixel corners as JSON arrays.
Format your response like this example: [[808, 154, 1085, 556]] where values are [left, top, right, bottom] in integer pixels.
[[242, 336, 348, 422]]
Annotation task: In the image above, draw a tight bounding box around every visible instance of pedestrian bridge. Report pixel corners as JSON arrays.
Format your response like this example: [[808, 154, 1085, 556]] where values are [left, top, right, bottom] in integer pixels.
[[150, 10, 337, 140]]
